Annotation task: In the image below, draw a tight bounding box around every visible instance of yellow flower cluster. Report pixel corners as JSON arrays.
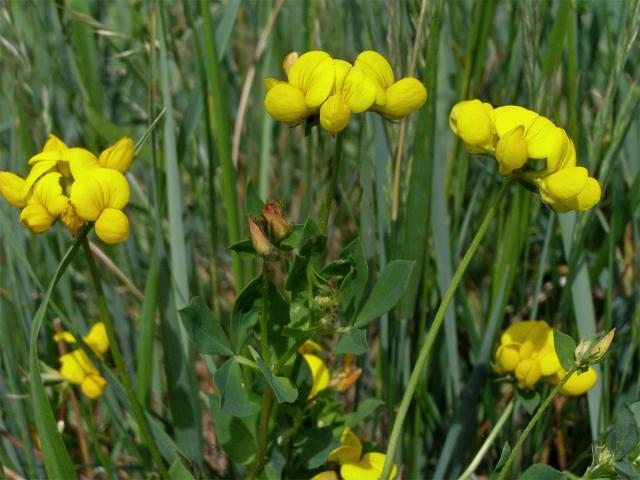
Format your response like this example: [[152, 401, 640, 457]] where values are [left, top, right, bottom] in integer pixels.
[[495, 320, 597, 396], [54, 322, 109, 399], [449, 101, 601, 212], [265, 50, 427, 133], [312, 428, 397, 480], [0, 135, 134, 244]]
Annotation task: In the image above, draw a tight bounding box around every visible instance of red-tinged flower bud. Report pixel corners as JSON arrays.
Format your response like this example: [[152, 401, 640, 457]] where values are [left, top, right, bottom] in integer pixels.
[[263, 201, 291, 241], [248, 217, 272, 257]]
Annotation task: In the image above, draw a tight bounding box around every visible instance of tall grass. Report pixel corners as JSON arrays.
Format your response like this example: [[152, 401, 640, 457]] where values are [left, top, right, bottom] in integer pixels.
[[0, 0, 638, 478]]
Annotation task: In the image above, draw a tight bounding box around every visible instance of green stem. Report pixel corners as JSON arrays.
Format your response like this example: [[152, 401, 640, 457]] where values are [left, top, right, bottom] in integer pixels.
[[261, 259, 271, 366], [252, 388, 274, 479], [497, 367, 579, 480], [82, 239, 168, 478], [381, 182, 508, 479], [458, 398, 516, 480], [320, 133, 344, 234]]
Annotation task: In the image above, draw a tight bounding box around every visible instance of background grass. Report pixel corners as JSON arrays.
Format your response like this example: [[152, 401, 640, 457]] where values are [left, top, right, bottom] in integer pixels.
[[0, 0, 639, 478]]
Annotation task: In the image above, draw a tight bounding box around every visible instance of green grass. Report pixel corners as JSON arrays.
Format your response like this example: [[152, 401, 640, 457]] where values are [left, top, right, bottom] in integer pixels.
[[0, 0, 639, 478]]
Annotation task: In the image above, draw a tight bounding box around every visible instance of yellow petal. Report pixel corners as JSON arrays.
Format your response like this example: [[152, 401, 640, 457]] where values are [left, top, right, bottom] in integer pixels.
[[341, 453, 397, 480], [310, 472, 338, 480], [70, 168, 130, 221], [572, 177, 601, 211], [98, 137, 134, 173], [53, 331, 77, 344], [539, 349, 561, 376], [493, 105, 540, 138], [449, 100, 494, 148], [287, 51, 334, 108], [342, 66, 377, 112], [31, 172, 68, 215], [496, 126, 528, 175], [282, 51, 299, 76], [559, 367, 597, 396], [302, 354, 329, 399], [298, 340, 322, 354], [329, 428, 362, 465], [539, 127, 570, 172], [95, 208, 130, 244], [42, 134, 68, 152], [375, 78, 427, 120], [24, 160, 57, 190], [264, 78, 284, 91], [320, 94, 351, 133], [333, 59, 353, 94], [540, 166, 589, 201], [264, 83, 312, 125], [355, 50, 395, 104], [81, 374, 107, 399], [501, 320, 543, 345], [20, 204, 56, 233], [59, 352, 86, 385], [515, 358, 541, 387], [84, 322, 109, 355], [522, 115, 558, 158], [67, 148, 99, 179], [496, 345, 520, 372], [0, 171, 29, 208]]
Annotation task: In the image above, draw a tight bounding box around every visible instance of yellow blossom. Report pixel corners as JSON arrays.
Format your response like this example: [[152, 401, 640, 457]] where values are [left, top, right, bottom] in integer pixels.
[[328, 428, 397, 480], [354, 50, 427, 120], [59, 350, 107, 399], [0, 171, 29, 208], [19, 172, 68, 233], [54, 322, 109, 356], [302, 353, 330, 399], [70, 168, 130, 244], [537, 167, 601, 212], [98, 137, 135, 173]]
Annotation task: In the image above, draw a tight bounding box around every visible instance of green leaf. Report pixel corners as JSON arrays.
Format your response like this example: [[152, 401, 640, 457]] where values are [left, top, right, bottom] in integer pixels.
[[494, 442, 511, 473], [517, 389, 541, 415], [336, 329, 369, 355], [213, 359, 257, 417], [298, 217, 327, 256], [296, 427, 340, 469], [229, 238, 257, 257], [553, 330, 577, 371], [251, 349, 298, 404], [521, 464, 566, 480], [211, 398, 258, 465], [339, 237, 369, 315], [230, 277, 261, 353], [285, 255, 309, 292], [344, 399, 384, 427], [179, 297, 233, 356], [353, 260, 414, 328], [279, 224, 305, 250], [607, 404, 639, 460], [168, 458, 195, 479]]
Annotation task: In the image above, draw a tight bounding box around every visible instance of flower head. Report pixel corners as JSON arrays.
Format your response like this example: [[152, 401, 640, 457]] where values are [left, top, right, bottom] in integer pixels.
[[327, 428, 397, 480], [98, 137, 135, 173]]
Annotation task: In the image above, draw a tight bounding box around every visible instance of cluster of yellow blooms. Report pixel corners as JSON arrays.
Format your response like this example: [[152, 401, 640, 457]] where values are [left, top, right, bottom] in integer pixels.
[[0, 135, 134, 244], [265, 50, 427, 133], [449, 100, 601, 212], [312, 427, 397, 480], [495, 320, 597, 396], [54, 322, 109, 399]]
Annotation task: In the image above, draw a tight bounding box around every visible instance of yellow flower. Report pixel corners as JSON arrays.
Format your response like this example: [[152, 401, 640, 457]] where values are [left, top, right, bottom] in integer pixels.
[[310, 472, 338, 480], [537, 167, 601, 212], [98, 137, 135, 173], [448, 99, 495, 153], [0, 171, 29, 208], [264, 51, 335, 126], [19, 172, 68, 233], [302, 353, 330, 399], [495, 320, 596, 396], [354, 50, 427, 120], [54, 322, 109, 356], [328, 428, 397, 480], [25, 134, 98, 189], [70, 168, 130, 244], [59, 350, 107, 399]]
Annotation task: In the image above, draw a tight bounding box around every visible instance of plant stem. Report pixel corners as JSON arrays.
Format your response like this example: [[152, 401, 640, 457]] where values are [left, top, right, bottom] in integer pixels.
[[82, 239, 168, 478], [497, 367, 579, 480], [251, 258, 273, 479], [381, 182, 508, 479], [458, 398, 515, 480], [320, 132, 344, 234]]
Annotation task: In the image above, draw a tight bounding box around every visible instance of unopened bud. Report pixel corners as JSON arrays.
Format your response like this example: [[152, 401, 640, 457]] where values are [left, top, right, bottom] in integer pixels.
[[282, 52, 299, 76], [575, 329, 615, 365], [263, 201, 291, 241], [248, 217, 272, 257]]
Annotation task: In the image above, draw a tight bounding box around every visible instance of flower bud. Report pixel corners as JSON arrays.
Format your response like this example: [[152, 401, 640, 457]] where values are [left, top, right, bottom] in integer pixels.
[[283, 52, 299, 76], [576, 329, 615, 365], [248, 217, 273, 257], [263, 201, 291, 241], [98, 137, 134, 173]]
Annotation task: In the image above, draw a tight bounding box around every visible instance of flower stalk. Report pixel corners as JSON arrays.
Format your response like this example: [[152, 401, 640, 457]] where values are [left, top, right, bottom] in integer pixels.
[[321, 132, 344, 234], [497, 366, 579, 480], [381, 182, 508, 479], [82, 238, 168, 478]]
